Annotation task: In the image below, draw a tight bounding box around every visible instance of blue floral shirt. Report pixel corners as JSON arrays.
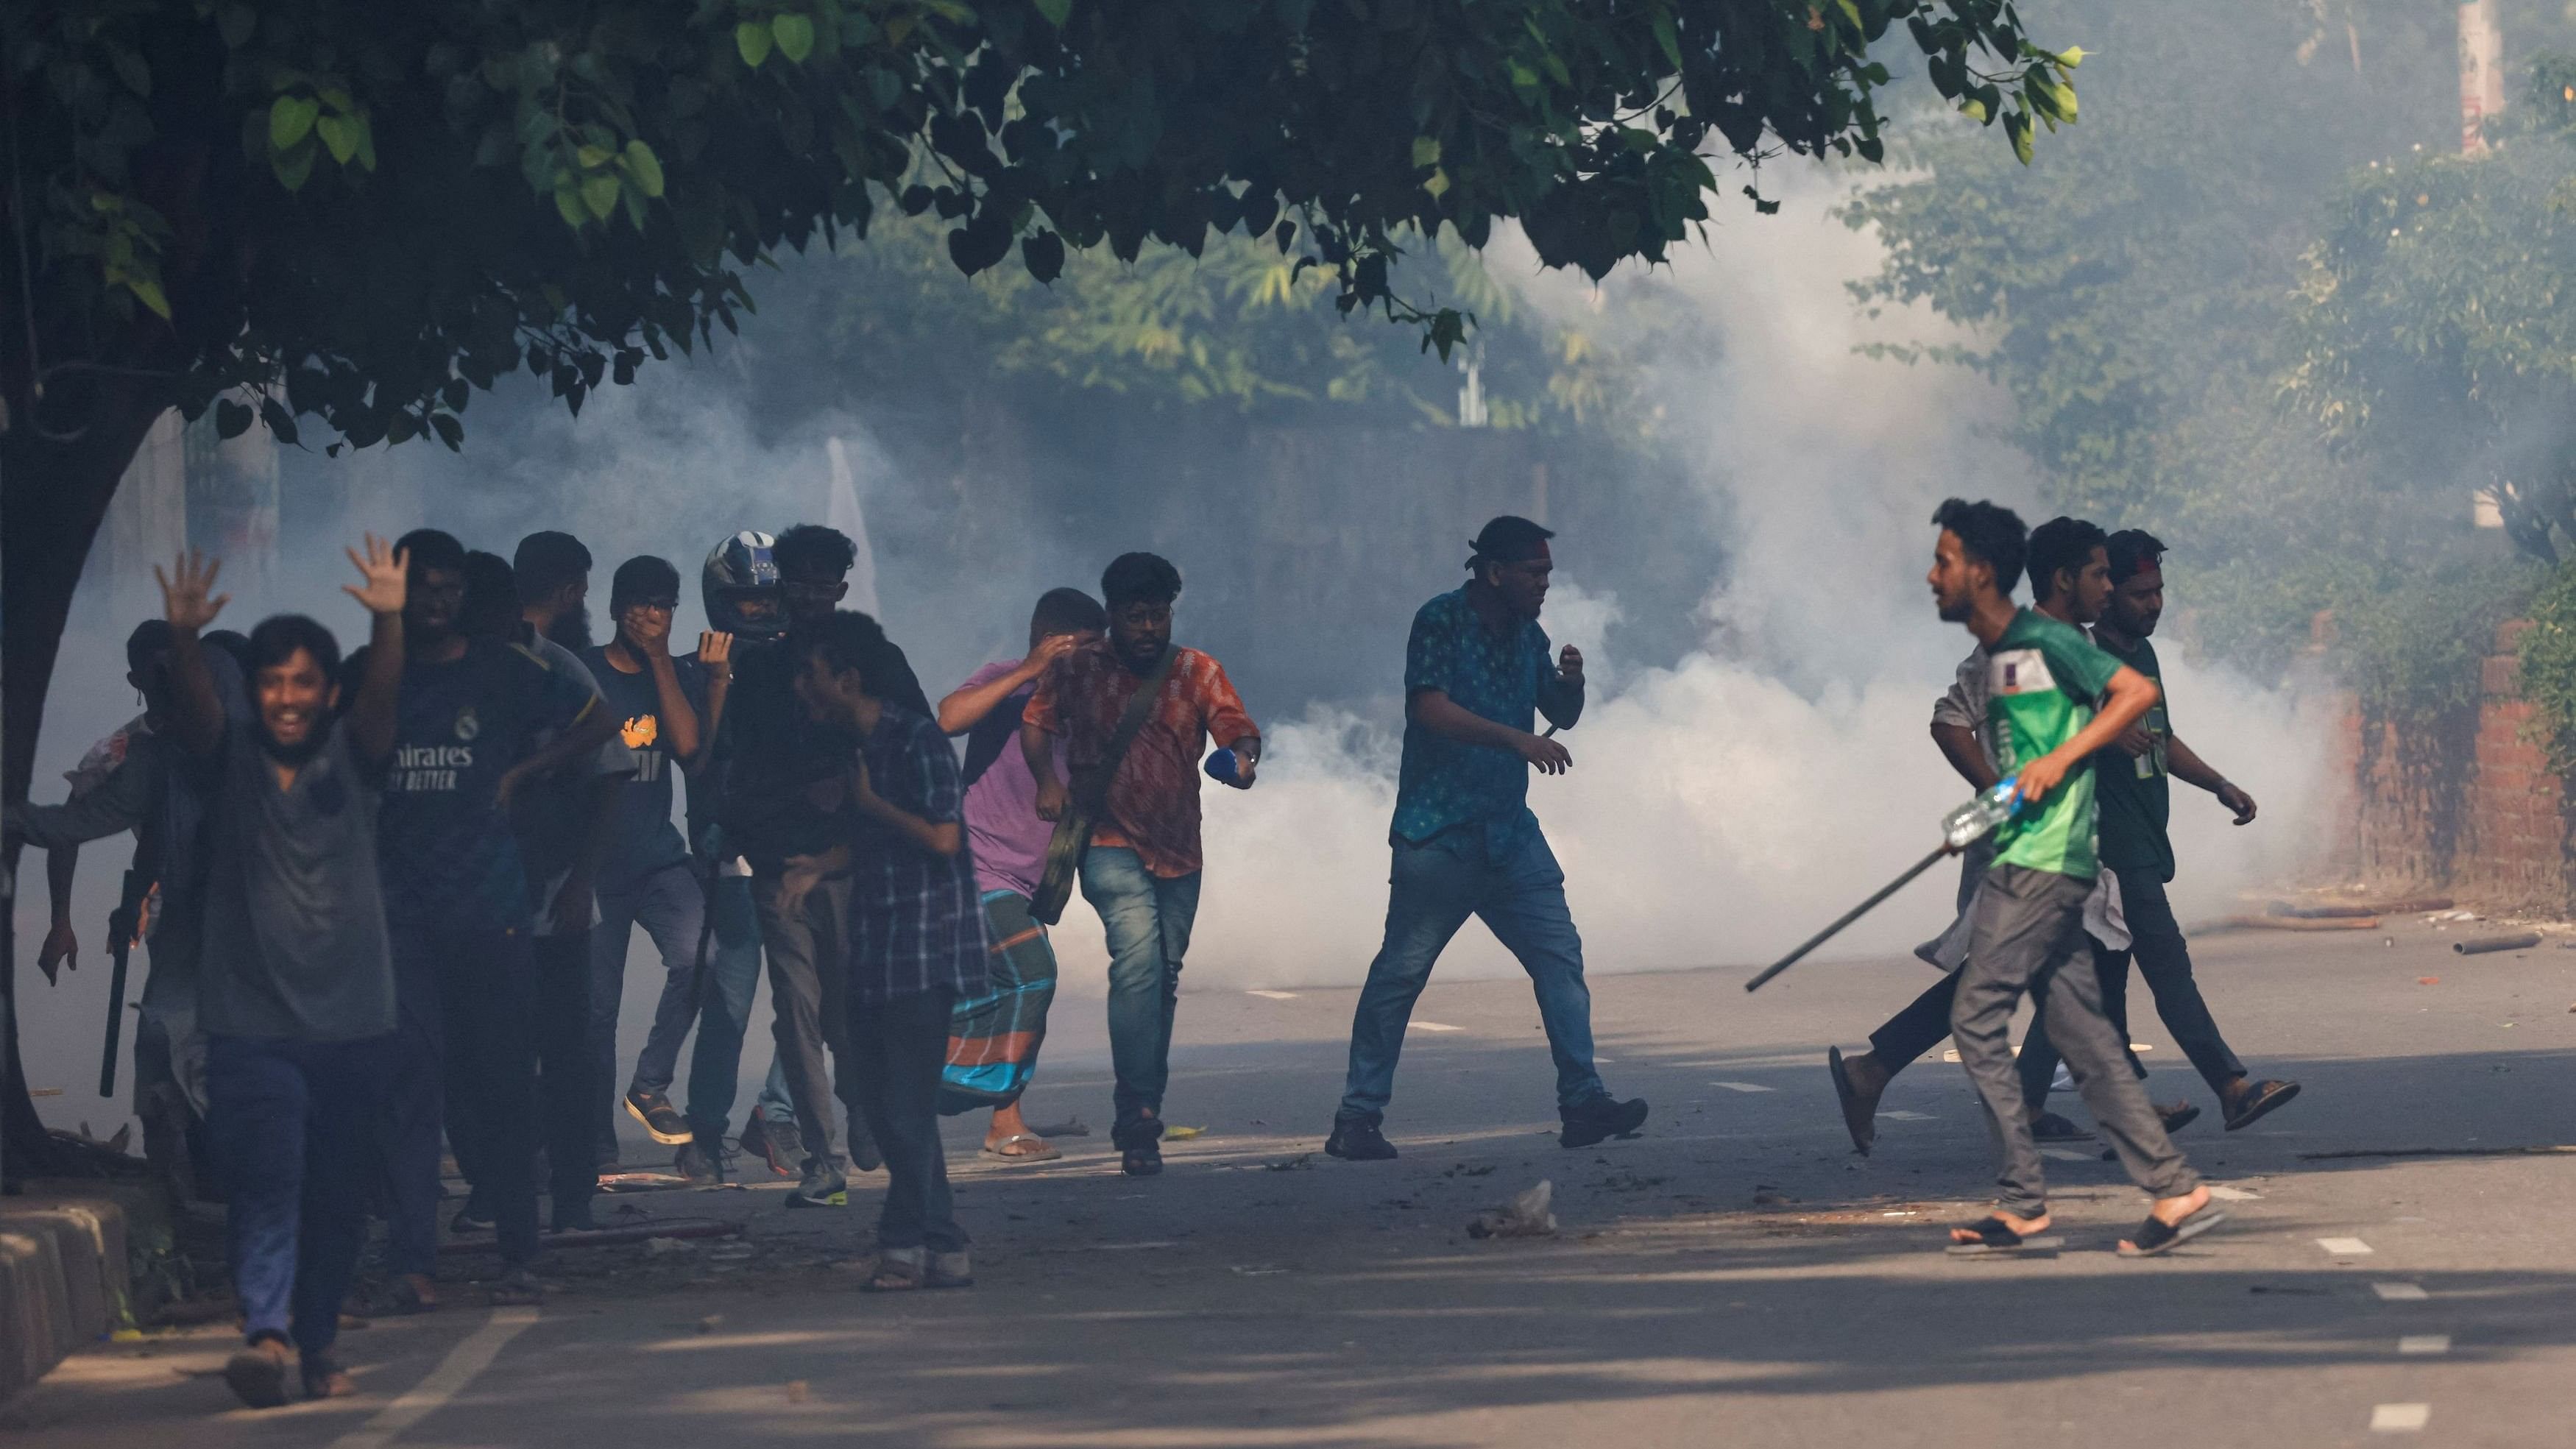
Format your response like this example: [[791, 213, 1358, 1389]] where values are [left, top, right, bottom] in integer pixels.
[[1390, 588, 1583, 858]]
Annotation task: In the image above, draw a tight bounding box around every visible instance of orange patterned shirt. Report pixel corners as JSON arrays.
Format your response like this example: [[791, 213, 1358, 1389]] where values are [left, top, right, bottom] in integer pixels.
[[1023, 642, 1257, 878]]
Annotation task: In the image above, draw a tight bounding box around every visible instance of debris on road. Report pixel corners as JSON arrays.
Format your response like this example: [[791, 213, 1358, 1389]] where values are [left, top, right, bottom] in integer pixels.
[[1467, 1180, 1557, 1239], [2453, 932, 2543, 955], [2223, 913, 2379, 932]]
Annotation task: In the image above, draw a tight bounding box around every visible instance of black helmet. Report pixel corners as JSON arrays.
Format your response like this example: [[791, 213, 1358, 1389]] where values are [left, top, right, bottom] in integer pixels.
[[702, 531, 784, 641]]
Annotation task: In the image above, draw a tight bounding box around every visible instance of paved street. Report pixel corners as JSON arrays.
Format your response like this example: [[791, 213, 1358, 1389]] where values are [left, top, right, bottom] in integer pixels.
[[6, 922, 2572, 1447]]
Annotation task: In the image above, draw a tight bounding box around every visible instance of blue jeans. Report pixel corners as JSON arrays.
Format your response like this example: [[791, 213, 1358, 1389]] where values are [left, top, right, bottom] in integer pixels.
[[591, 860, 707, 1150], [686, 873, 765, 1141], [1078, 846, 1203, 1138], [208, 1032, 385, 1356], [1339, 829, 1604, 1122]]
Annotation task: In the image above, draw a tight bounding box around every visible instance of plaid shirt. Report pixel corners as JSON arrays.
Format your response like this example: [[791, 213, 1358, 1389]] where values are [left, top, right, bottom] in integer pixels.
[[846, 706, 990, 1003]]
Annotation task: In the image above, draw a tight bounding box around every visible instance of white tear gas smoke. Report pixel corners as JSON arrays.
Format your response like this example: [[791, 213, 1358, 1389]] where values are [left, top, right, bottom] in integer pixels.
[[13, 165, 2336, 1124]]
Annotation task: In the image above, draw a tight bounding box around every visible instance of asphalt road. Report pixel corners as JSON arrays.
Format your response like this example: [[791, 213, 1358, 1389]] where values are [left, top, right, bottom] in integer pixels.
[[7, 920, 2572, 1448]]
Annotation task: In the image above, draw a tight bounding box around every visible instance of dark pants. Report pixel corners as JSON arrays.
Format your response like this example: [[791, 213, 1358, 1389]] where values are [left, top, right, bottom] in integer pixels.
[[2017, 868, 2248, 1110], [387, 927, 541, 1269], [1078, 846, 1201, 1141], [1950, 865, 2195, 1214], [533, 929, 598, 1222], [1340, 830, 1604, 1122], [1869, 972, 1961, 1072], [754, 870, 859, 1168], [848, 991, 966, 1252], [590, 860, 707, 1152], [207, 1032, 384, 1356]]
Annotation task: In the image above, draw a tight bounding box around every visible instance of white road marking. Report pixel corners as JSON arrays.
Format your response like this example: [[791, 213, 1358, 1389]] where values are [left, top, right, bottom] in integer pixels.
[[1412, 1021, 1464, 1032], [329, 1307, 539, 1449], [1941, 1049, 1961, 1063], [2371, 1282, 2430, 1301], [1876, 1110, 1935, 1121], [2209, 1184, 2261, 1201], [1711, 1082, 1776, 1094], [2368, 1403, 2430, 1432], [2399, 1336, 2452, 1356], [2039, 1147, 2094, 1162], [2318, 1237, 2376, 1255], [1245, 990, 1298, 1000]]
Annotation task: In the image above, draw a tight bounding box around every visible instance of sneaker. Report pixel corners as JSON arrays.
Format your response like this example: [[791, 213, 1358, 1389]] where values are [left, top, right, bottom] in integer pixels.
[[741, 1108, 799, 1179], [1325, 1116, 1398, 1161], [1559, 1095, 1650, 1149], [675, 1139, 726, 1186], [224, 1336, 292, 1409], [785, 1158, 848, 1208], [623, 1086, 695, 1146], [300, 1350, 355, 1400]]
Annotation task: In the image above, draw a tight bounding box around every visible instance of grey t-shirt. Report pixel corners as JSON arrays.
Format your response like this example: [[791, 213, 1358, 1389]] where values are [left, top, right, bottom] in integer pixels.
[[197, 718, 398, 1041], [509, 632, 630, 937]]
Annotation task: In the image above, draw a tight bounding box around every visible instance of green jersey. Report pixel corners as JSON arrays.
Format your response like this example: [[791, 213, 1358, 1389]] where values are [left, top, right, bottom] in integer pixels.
[[2090, 633, 2174, 881], [1984, 609, 2125, 879]]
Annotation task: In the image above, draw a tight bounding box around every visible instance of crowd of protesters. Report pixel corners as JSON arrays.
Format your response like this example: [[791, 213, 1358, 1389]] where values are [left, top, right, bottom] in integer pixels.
[[7, 500, 2285, 1409]]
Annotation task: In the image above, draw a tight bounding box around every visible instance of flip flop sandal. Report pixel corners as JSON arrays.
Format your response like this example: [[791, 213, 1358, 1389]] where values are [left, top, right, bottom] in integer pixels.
[[863, 1248, 927, 1292], [981, 1133, 1062, 1163], [1827, 1048, 1876, 1156], [2031, 1111, 2095, 1142], [2117, 1205, 2227, 1258], [2160, 1102, 2203, 1135], [2223, 1080, 2300, 1132], [1946, 1216, 2063, 1257]]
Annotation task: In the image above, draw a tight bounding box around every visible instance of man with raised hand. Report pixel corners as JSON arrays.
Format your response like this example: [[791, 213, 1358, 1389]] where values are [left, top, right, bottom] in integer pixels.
[[1923, 499, 2218, 1259], [1326, 516, 1646, 1162], [158, 539, 404, 1406]]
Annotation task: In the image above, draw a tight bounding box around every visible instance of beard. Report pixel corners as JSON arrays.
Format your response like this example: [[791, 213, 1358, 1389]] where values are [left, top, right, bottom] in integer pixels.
[[255, 720, 329, 767], [545, 609, 594, 651]]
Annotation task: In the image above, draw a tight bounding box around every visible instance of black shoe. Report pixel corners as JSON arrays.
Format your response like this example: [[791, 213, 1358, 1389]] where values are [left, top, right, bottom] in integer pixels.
[[740, 1108, 800, 1179], [450, 1205, 495, 1235], [846, 1115, 884, 1174], [785, 1158, 847, 1208], [675, 1139, 726, 1186], [1325, 1117, 1398, 1161], [1559, 1095, 1649, 1149], [2030, 1110, 2094, 1142], [623, 1086, 695, 1146], [1119, 1144, 1163, 1177]]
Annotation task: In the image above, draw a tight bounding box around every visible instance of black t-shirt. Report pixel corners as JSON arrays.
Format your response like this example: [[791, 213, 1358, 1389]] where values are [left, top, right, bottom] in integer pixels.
[[579, 643, 707, 883], [712, 634, 933, 871]]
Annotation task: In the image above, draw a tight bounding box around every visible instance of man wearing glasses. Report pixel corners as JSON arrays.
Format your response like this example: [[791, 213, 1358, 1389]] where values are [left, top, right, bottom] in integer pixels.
[[1326, 516, 1648, 1161]]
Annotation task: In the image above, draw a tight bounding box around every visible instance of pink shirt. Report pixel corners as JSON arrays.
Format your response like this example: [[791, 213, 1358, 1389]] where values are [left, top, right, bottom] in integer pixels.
[[957, 662, 1064, 899]]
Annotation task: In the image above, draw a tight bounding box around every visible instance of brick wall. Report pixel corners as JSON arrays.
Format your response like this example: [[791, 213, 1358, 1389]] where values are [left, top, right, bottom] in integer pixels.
[[2340, 620, 2575, 912]]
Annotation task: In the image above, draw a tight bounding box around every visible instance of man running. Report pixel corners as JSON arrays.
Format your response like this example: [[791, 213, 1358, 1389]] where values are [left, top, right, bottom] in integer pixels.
[[934, 587, 1106, 1163], [1826, 515, 2118, 1150], [1922, 499, 2216, 1257], [158, 539, 405, 1406], [1023, 552, 1261, 1177], [2014, 528, 2301, 1133], [1326, 516, 1648, 1160]]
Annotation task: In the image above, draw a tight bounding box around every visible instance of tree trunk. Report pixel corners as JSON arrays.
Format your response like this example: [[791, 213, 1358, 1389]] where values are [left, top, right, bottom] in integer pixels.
[[1, 379, 171, 1188]]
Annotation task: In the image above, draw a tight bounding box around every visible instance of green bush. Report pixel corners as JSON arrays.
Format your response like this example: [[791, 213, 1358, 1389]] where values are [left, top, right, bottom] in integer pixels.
[[2516, 561, 2576, 768]]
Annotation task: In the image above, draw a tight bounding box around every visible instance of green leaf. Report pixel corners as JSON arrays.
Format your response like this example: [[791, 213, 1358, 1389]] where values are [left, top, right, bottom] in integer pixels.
[[2057, 45, 2086, 68], [556, 185, 588, 228], [736, 21, 774, 68], [125, 274, 171, 320], [771, 13, 816, 65], [1652, 13, 1682, 71], [316, 113, 361, 165], [272, 139, 317, 191], [1961, 96, 1989, 123], [352, 116, 377, 171], [1411, 135, 1441, 168], [1033, 0, 1072, 26], [623, 140, 665, 197], [576, 144, 612, 169], [269, 94, 319, 152], [582, 172, 621, 220]]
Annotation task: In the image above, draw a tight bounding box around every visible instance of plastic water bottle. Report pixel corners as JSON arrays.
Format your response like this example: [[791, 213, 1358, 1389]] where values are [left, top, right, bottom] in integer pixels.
[[1940, 777, 2022, 850], [1203, 747, 1239, 784]]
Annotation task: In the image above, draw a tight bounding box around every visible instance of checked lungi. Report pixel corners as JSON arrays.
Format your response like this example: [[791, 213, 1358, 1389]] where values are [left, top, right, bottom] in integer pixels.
[[938, 890, 1060, 1114]]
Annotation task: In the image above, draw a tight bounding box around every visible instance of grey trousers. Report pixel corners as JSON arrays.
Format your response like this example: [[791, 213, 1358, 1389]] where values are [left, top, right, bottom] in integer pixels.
[[1951, 863, 2198, 1215], [752, 870, 855, 1170]]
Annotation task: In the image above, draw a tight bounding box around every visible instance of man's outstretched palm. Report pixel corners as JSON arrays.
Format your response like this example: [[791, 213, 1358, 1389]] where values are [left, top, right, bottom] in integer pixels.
[[343, 534, 408, 615], [155, 550, 228, 631]]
